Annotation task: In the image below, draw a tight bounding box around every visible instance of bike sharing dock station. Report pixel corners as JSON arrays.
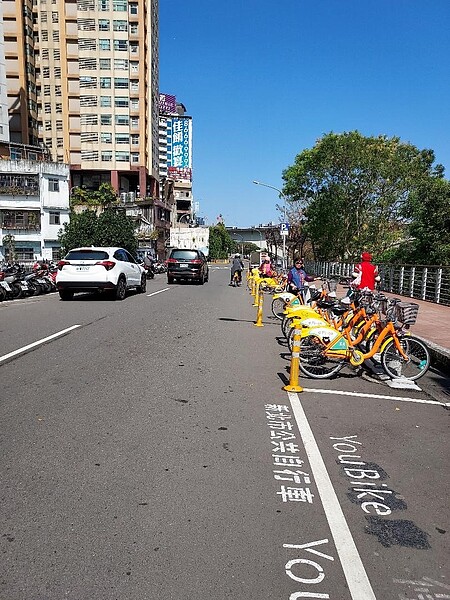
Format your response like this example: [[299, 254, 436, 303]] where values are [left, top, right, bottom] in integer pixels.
[[245, 269, 437, 393]]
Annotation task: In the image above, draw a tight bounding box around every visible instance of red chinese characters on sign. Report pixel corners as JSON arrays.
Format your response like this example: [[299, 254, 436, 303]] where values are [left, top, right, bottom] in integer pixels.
[[168, 167, 192, 182]]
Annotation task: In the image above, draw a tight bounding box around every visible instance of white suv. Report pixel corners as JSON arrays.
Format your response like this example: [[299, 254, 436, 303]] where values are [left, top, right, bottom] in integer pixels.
[[56, 247, 147, 300]]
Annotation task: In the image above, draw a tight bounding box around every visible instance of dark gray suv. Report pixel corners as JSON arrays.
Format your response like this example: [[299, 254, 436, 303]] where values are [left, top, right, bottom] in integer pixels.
[[167, 249, 209, 284]]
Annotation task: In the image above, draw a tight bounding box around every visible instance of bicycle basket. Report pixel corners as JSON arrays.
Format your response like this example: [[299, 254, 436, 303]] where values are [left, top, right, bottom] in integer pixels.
[[378, 298, 388, 315], [395, 302, 419, 325], [328, 279, 338, 292]]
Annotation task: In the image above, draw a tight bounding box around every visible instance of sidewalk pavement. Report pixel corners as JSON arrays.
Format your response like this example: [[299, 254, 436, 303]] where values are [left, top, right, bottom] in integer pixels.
[[335, 286, 450, 375]]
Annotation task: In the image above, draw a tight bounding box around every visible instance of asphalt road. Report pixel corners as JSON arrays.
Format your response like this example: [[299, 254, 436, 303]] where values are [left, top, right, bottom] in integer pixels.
[[0, 267, 449, 600]]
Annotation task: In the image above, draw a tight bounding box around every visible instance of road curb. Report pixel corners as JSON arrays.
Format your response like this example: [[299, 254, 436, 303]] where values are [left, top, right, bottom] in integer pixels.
[[416, 335, 450, 376]]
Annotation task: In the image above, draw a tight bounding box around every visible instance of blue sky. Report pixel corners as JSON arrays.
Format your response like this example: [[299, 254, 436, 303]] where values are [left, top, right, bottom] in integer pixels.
[[159, 0, 450, 228]]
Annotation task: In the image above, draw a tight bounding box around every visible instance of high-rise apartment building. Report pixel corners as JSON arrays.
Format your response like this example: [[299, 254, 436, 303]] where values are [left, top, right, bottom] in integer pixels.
[[2, 0, 159, 199]]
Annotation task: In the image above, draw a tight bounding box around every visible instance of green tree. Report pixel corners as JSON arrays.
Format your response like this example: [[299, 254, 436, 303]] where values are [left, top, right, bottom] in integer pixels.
[[70, 183, 118, 207], [282, 131, 444, 262], [382, 177, 450, 264], [58, 208, 138, 256], [208, 224, 235, 259]]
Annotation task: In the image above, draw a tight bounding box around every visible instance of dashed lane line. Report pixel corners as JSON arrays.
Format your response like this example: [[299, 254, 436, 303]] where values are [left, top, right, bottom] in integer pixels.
[[302, 387, 450, 407], [146, 287, 170, 297], [0, 325, 81, 366], [287, 391, 377, 600]]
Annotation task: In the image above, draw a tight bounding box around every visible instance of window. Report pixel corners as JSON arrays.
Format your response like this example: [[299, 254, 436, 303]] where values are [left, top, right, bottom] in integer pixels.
[[113, 20, 127, 31], [116, 151, 129, 161], [98, 0, 109, 9], [10, 149, 22, 160], [113, 40, 128, 51], [115, 114, 129, 125], [80, 114, 98, 125], [100, 77, 111, 89], [115, 97, 128, 107], [101, 151, 112, 161], [79, 38, 97, 51], [129, 3, 138, 14], [80, 76, 97, 89], [52, 11, 59, 22], [80, 58, 97, 70], [80, 95, 98, 107], [99, 58, 111, 69], [114, 59, 128, 70], [49, 211, 60, 224], [100, 96, 112, 107], [98, 19, 110, 31], [113, 0, 127, 11], [44, 102, 52, 113], [130, 98, 139, 110], [99, 39, 111, 50], [115, 133, 129, 144], [129, 23, 138, 34], [15, 248, 34, 261], [53, 49, 60, 59], [130, 116, 139, 128], [81, 132, 98, 142], [41, 12, 48, 22], [48, 178, 59, 192], [44, 85, 51, 96], [56, 120, 63, 131], [131, 153, 139, 163], [77, 19, 95, 31], [100, 132, 112, 143], [100, 114, 112, 125], [130, 134, 139, 145], [129, 42, 138, 54], [52, 30, 59, 42], [114, 77, 128, 89], [1, 211, 40, 230]]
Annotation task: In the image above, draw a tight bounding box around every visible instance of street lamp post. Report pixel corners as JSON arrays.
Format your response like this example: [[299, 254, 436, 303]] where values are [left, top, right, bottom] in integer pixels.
[[251, 226, 264, 250], [252, 180, 288, 270]]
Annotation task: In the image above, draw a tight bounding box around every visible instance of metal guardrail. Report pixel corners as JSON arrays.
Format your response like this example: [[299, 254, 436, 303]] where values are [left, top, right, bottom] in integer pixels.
[[307, 261, 450, 306]]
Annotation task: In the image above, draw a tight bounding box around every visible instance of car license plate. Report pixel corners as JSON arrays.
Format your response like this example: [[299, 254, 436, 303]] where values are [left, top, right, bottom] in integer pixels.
[[77, 266, 90, 271], [179, 263, 188, 268]]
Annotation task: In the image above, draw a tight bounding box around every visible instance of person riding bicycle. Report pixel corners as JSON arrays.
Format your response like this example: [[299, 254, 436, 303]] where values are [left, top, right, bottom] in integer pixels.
[[287, 258, 315, 300], [230, 253, 244, 285]]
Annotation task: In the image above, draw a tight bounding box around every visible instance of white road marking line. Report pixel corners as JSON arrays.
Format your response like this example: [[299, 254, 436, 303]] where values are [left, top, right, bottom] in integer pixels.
[[0, 325, 81, 365], [287, 391, 377, 600], [302, 387, 450, 407], [146, 288, 170, 297]]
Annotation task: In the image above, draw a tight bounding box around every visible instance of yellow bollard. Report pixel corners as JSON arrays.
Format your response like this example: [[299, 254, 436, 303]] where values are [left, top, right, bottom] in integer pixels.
[[252, 277, 260, 305], [283, 328, 303, 392], [254, 283, 264, 327]]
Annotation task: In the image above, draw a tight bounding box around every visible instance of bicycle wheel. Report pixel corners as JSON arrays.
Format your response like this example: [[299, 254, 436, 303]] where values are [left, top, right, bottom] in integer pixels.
[[381, 336, 430, 381], [272, 297, 286, 320], [282, 316, 294, 338], [298, 334, 346, 379]]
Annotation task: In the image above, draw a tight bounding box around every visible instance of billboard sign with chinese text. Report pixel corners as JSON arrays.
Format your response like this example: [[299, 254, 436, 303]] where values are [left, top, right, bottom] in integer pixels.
[[167, 116, 192, 172], [159, 93, 176, 114], [168, 167, 192, 181]]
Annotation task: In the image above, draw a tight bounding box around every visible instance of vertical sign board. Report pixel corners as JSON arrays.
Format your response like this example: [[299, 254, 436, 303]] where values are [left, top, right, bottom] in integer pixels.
[[167, 116, 192, 172], [280, 223, 289, 236], [159, 93, 177, 115]]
